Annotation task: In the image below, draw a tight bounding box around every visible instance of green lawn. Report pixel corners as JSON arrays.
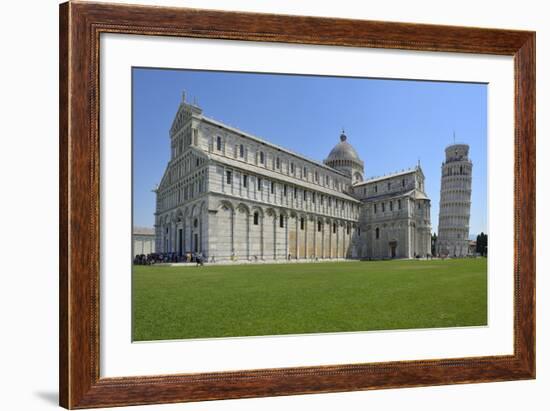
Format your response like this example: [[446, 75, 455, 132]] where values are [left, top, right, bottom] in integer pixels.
[[132, 258, 487, 341]]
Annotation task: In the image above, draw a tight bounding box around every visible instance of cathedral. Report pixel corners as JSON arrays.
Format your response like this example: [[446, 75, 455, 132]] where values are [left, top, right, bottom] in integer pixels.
[[154, 94, 432, 262]]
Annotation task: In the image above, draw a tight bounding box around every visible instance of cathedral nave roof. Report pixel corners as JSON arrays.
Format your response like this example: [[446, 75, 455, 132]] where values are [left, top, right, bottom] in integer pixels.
[[203, 116, 349, 178], [353, 167, 421, 187]]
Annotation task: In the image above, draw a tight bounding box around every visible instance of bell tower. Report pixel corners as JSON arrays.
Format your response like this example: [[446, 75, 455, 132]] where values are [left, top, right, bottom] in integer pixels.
[[437, 142, 473, 257]]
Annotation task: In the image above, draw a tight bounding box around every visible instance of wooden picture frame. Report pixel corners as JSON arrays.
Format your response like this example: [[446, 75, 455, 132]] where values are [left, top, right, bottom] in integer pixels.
[[59, 1, 535, 408]]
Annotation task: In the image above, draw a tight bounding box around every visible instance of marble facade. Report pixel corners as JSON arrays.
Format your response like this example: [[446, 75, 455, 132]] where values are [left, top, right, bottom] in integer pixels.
[[154, 95, 432, 261]]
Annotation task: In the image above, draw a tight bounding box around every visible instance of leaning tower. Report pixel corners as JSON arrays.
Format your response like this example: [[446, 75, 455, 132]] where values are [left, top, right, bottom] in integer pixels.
[[437, 143, 472, 257]]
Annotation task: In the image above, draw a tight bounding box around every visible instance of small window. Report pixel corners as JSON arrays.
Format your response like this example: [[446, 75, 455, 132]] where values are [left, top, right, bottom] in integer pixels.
[[253, 212, 259, 225], [303, 190, 307, 201], [300, 217, 305, 230], [358, 227, 361, 236], [279, 215, 284, 228], [259, 151, 265, 164], [312, 193, 316, 203], [390, 201, 393, 211], [374, 204, 377, 213], [243, 174, 248, 188], [257, 178, 262, 191], [317, 221, 322, 232], [398, 199, 402, 209], [194, 218, 198, 228], [382, 203, 385, 212], [270, 181, 275, 194], [315, 171, 319, 182], [387, 182, 391, 190], [290, 162, 295, 173], [239, 144, 244, 158], [216, 136, 222, 151], [294, 187, 297, 198], [376, 227, 380, 239], [346, 225, 350, 235], [276, 157, 280, 169], [283, 185, 287, 197], [333, 223, 336, 234], [303, 167, 307, 178], [374, 185, 378, 193], [402, 179, 405, 187], [226, 170, 232, 184]]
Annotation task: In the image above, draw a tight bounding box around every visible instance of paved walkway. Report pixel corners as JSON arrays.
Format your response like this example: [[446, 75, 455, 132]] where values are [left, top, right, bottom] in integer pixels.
[[169, 258, 357, 267]]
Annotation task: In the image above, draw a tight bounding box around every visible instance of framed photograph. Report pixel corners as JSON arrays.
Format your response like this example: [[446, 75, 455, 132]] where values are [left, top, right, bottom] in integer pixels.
[[59, 1, 535, 408]]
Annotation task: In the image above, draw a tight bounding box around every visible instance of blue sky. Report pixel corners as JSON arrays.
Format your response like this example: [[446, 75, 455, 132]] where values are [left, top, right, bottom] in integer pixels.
[[133, 68, 487, 237]]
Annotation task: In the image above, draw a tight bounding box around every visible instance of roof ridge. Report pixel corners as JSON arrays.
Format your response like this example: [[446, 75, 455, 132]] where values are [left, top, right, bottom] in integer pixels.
[[202, 116, 349, 177], [354, 167, 418, 186]]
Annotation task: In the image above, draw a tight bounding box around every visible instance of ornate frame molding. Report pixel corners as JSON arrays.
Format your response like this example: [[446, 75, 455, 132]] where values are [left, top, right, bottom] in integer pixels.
[[59, 1, 535, 408]]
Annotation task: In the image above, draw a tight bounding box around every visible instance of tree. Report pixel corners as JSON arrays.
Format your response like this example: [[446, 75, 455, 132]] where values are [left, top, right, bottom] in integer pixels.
[[476, 232, 488, 256], [431, 232, 437, 256]]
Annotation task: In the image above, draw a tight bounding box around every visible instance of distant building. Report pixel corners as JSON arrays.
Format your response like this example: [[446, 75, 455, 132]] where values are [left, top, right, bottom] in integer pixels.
[[153, 94, 431, 261], [437, 143, 473, 257], [133, 227, 156, 257], [468, 240, 477, 255]]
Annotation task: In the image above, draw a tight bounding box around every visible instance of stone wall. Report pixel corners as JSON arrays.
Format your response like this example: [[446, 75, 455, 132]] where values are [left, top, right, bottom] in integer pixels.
[[186, 194, 359, 262], [133, 235, 155, 257]]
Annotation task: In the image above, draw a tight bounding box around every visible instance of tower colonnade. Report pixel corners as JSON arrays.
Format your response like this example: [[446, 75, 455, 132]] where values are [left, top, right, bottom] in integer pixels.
[[437, 143, 472, 257]]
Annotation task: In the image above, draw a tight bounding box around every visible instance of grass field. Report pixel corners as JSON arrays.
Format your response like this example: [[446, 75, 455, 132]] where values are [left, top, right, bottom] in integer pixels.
[[132, 258, 487, 341]]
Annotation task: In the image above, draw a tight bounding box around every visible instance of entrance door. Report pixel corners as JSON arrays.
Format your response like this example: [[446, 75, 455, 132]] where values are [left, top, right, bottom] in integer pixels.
[[194, 233, 199, 253], [389, 241, 397, 258], [178, 229, 183, 256]]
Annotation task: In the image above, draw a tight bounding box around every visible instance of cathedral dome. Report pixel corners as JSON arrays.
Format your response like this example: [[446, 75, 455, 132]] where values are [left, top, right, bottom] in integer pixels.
[[324, 131, 364, 182], [326, 132, 362, 163]]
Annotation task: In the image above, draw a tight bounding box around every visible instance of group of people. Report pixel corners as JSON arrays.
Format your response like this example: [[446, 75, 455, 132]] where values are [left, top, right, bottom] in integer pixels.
[[133, 253, 173, 265], [415, 253, 434, 259], [133, 252, 205, 266]]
